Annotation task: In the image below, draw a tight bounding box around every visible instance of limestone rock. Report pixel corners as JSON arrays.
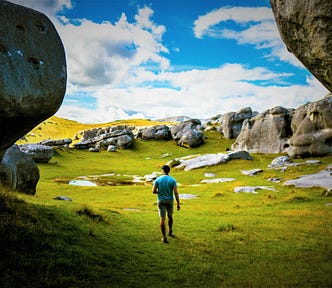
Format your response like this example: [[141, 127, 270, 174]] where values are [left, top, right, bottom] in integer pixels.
[[137, 125, 171, 140], [171, 119, 204, 148], [220, 107, 256, 139], [287, 95, 332, 157], [270, 0, 332, 92], [232, 106, 293, 154], [0, 145, 39, 195], [19, 144, 54, 163], [0, 1, 66, 160]]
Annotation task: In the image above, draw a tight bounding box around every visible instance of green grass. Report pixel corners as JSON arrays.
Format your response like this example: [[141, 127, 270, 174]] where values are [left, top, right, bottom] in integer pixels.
[[1, 128, 332, 287]]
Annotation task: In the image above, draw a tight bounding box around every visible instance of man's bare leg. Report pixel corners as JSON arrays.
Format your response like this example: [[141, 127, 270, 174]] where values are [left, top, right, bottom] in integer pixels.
[[160, 218, 168, 243], [168, 216, 174, 236]]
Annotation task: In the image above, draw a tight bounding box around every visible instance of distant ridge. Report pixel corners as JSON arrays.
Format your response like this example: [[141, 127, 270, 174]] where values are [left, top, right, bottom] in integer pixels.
[[155, 115, 192, 122]]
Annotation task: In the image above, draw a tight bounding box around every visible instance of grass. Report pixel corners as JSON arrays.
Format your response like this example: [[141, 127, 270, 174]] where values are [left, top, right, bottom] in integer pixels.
[[1, 118, 332, 287]]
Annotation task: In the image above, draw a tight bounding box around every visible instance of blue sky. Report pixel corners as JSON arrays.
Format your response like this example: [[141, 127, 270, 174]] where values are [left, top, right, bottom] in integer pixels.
[[11, 0, 329, 123]]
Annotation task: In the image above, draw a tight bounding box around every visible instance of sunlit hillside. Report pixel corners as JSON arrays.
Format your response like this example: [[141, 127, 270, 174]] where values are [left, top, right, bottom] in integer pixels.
[[17, 116, 175, 144]]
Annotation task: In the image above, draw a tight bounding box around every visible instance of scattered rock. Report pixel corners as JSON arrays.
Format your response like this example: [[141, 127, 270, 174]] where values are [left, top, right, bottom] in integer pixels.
[[283, 165, 332, 191], [234, 186, 276, 194], [201, 178, 236, 184], [40, 138, 72, 147], [174, 150, 252, 171], [240, 169, 263, 176], [269, 156, 292, 168], [137, 125, 171, 140], [107, 145, 117, 152], [54, 196, 72, 201]]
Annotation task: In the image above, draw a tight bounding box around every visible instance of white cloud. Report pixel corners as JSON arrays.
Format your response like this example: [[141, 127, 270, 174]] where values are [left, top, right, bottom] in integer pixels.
[[8, 0, 72, 16], [193, 6, 302, 67]]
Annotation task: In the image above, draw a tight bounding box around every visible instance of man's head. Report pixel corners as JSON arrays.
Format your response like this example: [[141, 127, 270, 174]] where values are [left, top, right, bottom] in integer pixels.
[[162, 164, 170, 174]]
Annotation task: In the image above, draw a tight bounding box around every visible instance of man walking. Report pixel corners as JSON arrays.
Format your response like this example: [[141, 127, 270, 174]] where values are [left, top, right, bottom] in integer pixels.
[[152, 165, 180, 243]]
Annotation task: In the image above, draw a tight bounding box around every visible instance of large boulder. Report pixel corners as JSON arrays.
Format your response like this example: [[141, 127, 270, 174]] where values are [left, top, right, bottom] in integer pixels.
[[0, 1, 66, 161], [286, 94, 332, 157], [171, 119, 204, 148], [270, 0, 332, 92], [137, 125, 171, 140], [19, 144, 54, 163], [0, 145, 40, 195], [220, 107, 256, 139], [232, 106, 293, 154]]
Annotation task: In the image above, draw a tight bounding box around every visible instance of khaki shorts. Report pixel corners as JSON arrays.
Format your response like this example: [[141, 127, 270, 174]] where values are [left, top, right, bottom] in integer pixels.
[[158, 200, 174, 218]]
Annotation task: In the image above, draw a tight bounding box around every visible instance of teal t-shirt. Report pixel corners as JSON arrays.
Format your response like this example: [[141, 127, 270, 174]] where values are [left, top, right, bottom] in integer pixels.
[[154, 175, 177, 201]]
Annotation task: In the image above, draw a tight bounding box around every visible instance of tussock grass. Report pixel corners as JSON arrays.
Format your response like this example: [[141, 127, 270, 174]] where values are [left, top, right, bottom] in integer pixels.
[[1, 119, 332, 287]]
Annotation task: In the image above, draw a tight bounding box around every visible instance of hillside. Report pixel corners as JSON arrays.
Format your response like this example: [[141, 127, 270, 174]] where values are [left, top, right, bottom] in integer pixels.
[[17, 116, 174, 144]]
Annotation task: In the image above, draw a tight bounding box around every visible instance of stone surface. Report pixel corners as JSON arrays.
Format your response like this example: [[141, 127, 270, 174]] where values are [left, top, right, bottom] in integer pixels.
[[171, 119, 204, 148], [234, 186, 277, 194], [19, 144, 54, 163], [0, 1, 66, 161], [137, 125, 171, 140], [286, 95, 332, 157], [283, 165, 332, 191], [232, 106, 293, 154], [0, 145, 39, 195], [220, 107, 256, 139], [270, 0, 332, 92]]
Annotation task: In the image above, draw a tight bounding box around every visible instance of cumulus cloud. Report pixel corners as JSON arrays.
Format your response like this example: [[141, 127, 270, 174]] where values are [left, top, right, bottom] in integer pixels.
[[193, 6, 302, 67], [9, 0, 72, 16]]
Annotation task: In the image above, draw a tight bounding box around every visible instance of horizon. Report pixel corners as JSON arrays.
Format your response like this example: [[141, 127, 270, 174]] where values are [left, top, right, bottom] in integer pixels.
[[10, 0, 329, 123]]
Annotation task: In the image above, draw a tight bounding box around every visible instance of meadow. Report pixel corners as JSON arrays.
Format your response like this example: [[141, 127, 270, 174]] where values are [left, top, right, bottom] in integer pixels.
[[1, 118, 332, 287]]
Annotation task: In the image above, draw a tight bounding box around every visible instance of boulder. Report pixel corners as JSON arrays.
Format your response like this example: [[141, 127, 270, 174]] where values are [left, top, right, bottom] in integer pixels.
[[171, 119, 204, 148], [0, 1, 66, 161], [40, 138, 72, 147], [270, 0, 332, 92], [269, 156, 292, 167], [173, 150, 252, 171], [286, 95, 332, 157], [0, 145, 39, 195], [232, 106, 293, 154], [220, 107, 256, 139], [137, 125, 171, 140], [19, 144, 54, 163]]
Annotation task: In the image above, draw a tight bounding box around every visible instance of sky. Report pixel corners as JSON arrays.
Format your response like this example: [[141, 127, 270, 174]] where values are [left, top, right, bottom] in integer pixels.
[[10, 0, 329, 123]]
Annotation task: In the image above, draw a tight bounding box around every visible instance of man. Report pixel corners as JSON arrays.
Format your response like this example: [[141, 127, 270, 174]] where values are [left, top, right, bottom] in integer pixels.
[[152, 164, 180, 243]]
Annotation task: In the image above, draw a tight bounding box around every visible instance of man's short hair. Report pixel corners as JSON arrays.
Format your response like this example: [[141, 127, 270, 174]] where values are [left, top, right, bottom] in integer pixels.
[[162, 164, 170, 174]]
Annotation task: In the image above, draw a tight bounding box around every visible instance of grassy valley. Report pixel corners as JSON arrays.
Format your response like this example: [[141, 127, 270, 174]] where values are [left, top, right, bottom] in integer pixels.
[[1, 117, 332, 287]]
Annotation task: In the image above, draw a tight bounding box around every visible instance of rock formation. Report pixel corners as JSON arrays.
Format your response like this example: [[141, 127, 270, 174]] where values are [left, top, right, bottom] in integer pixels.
[[286, 94, 332, 157], [231, 106, 293, 154], [19, 144, 54, 163], [0, 145, 40, 195], [220, 107, 256, 139], [171, 119, 204, 148], [137, 125, 171, 140], [270, 0, 332, 92], [0, 1, 66, 161]]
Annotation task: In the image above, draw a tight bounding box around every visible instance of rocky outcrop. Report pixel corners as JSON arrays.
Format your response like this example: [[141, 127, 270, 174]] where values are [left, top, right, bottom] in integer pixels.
[[286, 95, 332, 157], [270, 0, 332, 92], [19, 144, 54, 163], [0, 1, 66, 161], [0, 145, 40, 195], [220, 107, 257, 139], [40, 138, 72, 147], [74, 126, 135, 150], [171, 119, 204, 148], [137, 125, 171, 140], [232, 106, 293, 154]]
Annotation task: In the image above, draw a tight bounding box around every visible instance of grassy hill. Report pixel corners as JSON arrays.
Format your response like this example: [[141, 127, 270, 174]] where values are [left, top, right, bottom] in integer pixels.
[[18, 116, 173, 144], [2, 118, 332, 287]]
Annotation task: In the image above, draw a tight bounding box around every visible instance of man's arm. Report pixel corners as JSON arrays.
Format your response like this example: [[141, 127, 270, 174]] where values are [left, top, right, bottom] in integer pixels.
[[152, 184, 158, 194], [173, 186, 180, 210]]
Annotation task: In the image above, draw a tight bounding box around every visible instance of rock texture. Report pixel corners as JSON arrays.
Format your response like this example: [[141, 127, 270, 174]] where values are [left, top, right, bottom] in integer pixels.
[[232, 106, 293, 154], [270, 0, 332, 92], [19, 144, 54, 163], [171, 119, 204, 148], [286, 95, 332, 157], [220, 107, 256, 139], [0, 1, 66, 161], [137, 125, 171, 140], [0, 145, 40, 195]]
